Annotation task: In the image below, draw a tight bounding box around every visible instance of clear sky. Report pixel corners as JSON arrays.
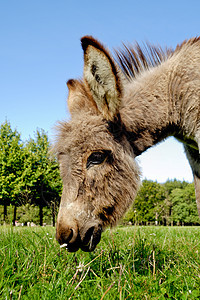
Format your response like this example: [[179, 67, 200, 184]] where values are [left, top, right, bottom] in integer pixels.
[[1, 0, 199, 183]]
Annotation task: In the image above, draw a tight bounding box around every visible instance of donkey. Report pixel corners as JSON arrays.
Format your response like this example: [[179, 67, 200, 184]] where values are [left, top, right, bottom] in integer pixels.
[[54, 36, 200, 252]]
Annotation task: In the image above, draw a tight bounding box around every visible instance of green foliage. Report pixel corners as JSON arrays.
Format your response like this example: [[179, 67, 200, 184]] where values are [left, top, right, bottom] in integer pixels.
[[124, 179, 200, 226], [25, 129, 62, 208], [0, 121, 62, 225], [25, 129, 62, 225], [0, 120, 24, 207], [0, 204, 56, 225], [170, 184, 199, 224], [0, 226, 200, 299], [134, 180, 166, 223], [16, 204, 41, 224], [124, 180, 166, 224], [164, 179, 188, 194]]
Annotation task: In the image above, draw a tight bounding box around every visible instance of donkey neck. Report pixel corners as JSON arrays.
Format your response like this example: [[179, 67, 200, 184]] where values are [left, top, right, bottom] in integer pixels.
[[120, 63, 178, 156]]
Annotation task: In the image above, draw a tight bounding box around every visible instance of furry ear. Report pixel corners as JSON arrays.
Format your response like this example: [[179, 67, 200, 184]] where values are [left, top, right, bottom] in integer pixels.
[[81, 36, 122, 120], [67, 79, 97, 117]]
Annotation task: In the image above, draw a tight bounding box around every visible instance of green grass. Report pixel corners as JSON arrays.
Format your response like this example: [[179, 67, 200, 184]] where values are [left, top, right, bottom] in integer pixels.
[[0, 225, 200, 299]]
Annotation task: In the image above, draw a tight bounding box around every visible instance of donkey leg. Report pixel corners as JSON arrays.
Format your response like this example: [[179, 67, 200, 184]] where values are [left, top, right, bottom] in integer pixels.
[[184, 144, 200, 217], [195, 131, 200, 154], [193, 174, 200, 217]]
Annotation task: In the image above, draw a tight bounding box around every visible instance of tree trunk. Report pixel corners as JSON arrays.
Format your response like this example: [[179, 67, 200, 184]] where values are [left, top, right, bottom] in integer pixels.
[[155, 212, 158, 226], [12, 205, 17, 226], [3, 204, 7, 222], [52, 201, 55, 227], [39, 205, 43, 226]]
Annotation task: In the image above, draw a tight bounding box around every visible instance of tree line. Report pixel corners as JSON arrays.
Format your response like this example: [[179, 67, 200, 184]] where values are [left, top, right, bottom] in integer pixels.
[[123, 179, 200, 226], [0, 120, 62, 226], [0, 121, 199, 226]]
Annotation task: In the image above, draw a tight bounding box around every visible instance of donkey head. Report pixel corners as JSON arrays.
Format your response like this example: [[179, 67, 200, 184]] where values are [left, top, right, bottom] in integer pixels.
[[55, 36, 140, 252]]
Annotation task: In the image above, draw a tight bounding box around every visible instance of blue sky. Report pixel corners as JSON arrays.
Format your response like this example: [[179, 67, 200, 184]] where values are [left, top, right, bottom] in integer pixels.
[[1, 0, 200, 183]]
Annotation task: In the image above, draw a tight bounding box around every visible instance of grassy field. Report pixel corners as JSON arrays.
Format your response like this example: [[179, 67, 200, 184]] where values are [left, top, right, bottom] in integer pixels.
[[0, 225, 200, 300]]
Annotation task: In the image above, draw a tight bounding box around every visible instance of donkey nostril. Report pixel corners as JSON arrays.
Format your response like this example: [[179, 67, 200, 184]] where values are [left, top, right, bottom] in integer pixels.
[[67, 229, 73, 242], [80, 224, 102, 252], [69, 228, 79, 244], [57, 226, 78, 245], [82, 226, 95, 246]]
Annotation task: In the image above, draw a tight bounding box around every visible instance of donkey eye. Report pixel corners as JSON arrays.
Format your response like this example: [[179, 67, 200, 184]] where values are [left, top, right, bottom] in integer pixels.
[[86, 151, 110, 169]]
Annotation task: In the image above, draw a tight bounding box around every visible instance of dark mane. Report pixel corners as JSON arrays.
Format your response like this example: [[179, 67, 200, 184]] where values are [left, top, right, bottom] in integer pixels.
[[115, 42, 173, 80]]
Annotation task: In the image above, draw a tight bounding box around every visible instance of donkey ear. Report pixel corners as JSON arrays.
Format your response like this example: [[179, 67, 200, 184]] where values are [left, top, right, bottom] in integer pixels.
[[67, 79, 97, 117], [81, 36, 122, 120]]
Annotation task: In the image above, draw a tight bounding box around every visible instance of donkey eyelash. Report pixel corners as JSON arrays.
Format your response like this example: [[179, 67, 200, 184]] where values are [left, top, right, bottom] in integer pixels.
[[86, 150, 111, 169], [57, 152, 66, 158]]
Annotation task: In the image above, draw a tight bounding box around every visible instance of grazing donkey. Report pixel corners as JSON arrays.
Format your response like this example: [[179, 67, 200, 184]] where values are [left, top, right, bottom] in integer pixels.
[[55, 36, 200, 252]]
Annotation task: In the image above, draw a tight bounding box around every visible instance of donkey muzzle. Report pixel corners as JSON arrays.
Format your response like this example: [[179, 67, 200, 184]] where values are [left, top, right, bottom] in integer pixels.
[[56, 220, 102, 252]]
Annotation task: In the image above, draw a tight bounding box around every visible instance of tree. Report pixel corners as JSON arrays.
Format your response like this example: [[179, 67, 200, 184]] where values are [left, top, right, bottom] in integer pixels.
[[170, 183, 199, 225], [162, 179, 188, 225], [43, 157, 62, 226], [164, 179, 188, 194], [125, 180, 166, 225], [0, 121, 25, 224], [25, 129, 62, 226], [0, 122, 62, 226]]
